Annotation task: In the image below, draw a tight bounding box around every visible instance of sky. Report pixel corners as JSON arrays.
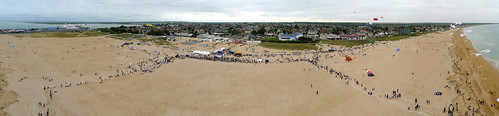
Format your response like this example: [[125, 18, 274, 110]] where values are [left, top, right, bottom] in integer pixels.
[[0, 0, 498, 23]]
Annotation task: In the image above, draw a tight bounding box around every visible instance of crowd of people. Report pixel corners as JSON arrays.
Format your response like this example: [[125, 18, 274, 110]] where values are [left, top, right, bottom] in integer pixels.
[[27, 34, 489, 115]]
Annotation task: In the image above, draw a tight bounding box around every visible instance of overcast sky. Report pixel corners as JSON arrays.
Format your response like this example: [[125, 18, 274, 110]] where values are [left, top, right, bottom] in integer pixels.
[[1, 0, 498, 23]]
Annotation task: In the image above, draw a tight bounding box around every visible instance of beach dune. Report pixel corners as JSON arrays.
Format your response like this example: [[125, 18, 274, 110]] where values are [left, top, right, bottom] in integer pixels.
[[0, 28, 498, 115]]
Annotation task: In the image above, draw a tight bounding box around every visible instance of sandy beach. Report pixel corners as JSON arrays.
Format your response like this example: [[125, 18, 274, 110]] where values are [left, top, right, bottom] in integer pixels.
[[448, 28, 499, 115], [0, 28, 498, 115]]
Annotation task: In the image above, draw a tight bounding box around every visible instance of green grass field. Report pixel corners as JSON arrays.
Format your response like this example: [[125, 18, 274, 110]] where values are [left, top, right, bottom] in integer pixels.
[[259, 42, 318, 50]]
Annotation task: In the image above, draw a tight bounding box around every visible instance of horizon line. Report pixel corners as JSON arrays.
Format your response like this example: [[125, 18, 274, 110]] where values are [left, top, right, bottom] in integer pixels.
[[17, 21, 498, 24]]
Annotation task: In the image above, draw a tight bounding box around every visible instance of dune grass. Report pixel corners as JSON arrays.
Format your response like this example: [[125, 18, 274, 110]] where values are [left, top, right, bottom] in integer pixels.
[[14, 31, 109, 38], [110, 34, 145, 40], [259, 42, 317, 50]]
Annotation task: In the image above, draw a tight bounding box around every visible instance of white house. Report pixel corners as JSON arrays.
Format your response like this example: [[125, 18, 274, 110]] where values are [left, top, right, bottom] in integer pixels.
[[320, 33, 340, 40], [306, 30, 319, 38]]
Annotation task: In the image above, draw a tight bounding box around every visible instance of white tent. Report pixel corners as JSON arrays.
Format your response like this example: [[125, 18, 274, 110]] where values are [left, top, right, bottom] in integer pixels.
[[193, 51, 210, 56]]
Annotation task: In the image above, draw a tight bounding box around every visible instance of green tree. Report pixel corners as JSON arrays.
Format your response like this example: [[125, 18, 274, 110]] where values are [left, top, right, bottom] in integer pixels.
[[251, 30, 257, 35], [257, 27, 266, 35], [191, 31, 198, 37]]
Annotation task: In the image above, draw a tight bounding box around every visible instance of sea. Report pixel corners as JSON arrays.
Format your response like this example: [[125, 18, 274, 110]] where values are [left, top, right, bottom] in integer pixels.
[[0, 22, 125, 29], [464, 24, 499, 68]]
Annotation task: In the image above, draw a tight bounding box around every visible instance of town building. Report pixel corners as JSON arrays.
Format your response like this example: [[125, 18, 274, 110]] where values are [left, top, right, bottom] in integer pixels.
[[278, 33, 303, 41]]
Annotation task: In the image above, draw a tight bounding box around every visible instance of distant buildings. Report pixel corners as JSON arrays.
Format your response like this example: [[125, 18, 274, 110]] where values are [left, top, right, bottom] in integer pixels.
[[320, 33, 340, 40], [61, 24, 90, 30], [0, 29, 25, 33], [278, 33, 303, 41], [338, 34, 367, 40], [306, 30, 318, 38]]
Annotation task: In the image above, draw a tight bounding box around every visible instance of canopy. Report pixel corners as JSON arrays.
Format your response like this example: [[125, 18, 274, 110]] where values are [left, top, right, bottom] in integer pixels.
[[193, 51, 210, 56]]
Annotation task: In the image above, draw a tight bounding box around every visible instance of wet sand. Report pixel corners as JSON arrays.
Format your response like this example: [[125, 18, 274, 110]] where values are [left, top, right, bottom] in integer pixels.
[[448, 28, 499, 115]]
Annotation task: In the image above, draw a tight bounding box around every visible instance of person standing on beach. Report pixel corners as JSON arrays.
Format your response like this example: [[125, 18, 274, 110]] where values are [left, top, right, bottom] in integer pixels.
[[49, 90, 52, 100]]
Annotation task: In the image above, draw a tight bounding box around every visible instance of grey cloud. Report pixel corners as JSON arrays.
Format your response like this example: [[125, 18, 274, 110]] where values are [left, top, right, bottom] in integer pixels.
[[0, 0, 498, 22]]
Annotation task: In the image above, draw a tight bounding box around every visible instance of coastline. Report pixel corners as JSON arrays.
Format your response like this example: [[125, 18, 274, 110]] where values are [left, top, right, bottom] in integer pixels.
[[449, 27, 499, 115], [463, 26, 499, 69]]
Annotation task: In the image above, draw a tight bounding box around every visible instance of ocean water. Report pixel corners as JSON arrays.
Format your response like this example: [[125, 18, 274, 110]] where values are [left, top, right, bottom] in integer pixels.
[[0, 22, 124, 29], [464, 24, 499, 68]]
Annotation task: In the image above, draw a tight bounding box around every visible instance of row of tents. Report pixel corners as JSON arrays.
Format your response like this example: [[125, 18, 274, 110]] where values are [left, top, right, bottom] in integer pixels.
[[191, 48, 243, 57]]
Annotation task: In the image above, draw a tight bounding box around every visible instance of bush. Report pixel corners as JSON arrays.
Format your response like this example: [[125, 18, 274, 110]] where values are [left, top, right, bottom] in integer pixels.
[[298, 37, 313, 42]]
